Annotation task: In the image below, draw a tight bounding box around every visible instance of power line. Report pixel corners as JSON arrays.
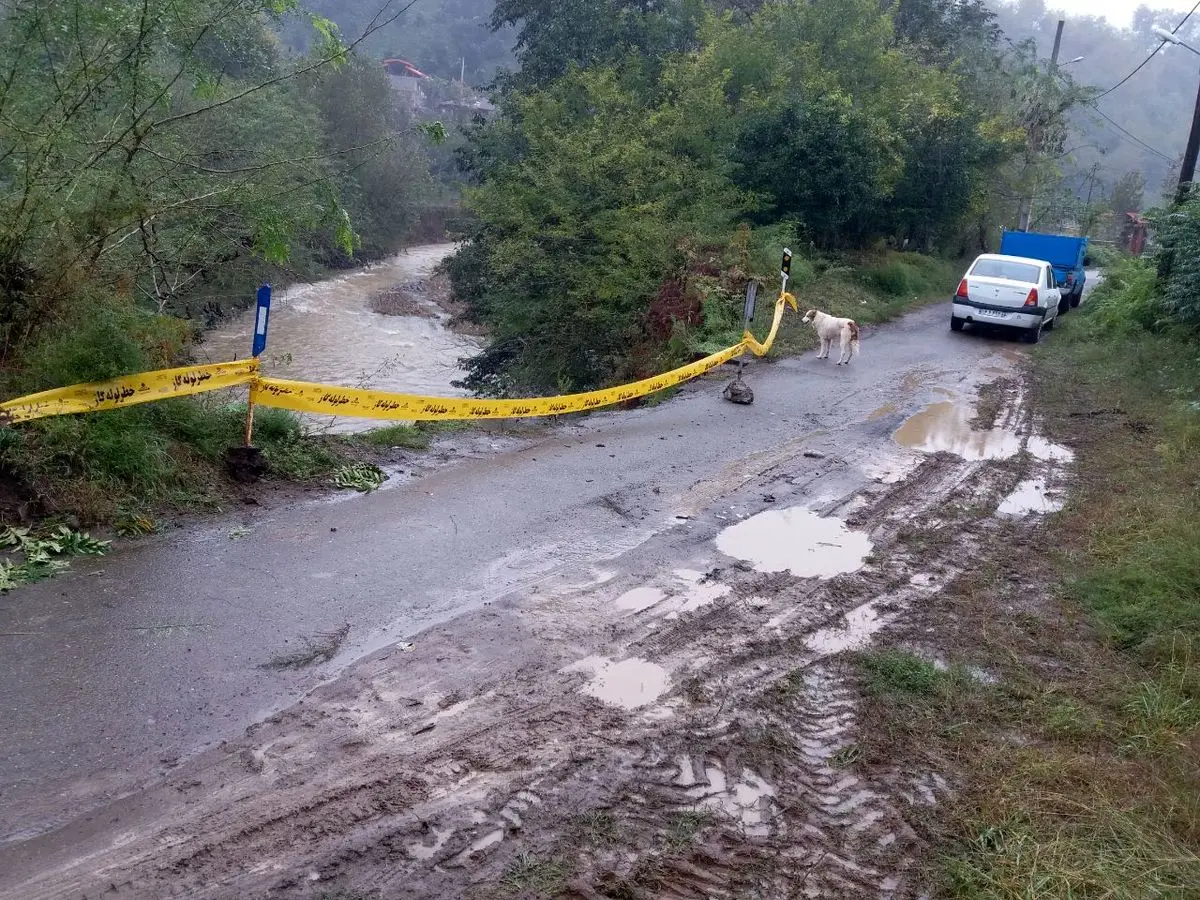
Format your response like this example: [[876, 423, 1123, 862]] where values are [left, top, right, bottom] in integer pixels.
[[1090, 104, 1176, 162], [1095, 0, 1200, 99]]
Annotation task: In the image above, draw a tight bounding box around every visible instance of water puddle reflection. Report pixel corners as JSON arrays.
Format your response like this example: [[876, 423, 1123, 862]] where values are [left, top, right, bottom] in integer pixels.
[[407, 826, 452, 861], [805, 601, 886, 655], [678, 759, 780, 837], [715, 507, 872, 578], [997, 478, 1063, 517], [614, 586, 666, 612], [893, 401, 1021, 460], [565, 656, 670, 709], [1027, 435, 1074, 463]]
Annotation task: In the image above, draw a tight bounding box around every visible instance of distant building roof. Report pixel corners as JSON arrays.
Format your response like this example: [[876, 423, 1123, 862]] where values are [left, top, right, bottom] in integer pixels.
[[382, 58, 427, 78]]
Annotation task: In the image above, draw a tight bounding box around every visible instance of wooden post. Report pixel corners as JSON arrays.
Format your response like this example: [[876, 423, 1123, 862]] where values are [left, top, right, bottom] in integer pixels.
[[244, 387, 256, 447]]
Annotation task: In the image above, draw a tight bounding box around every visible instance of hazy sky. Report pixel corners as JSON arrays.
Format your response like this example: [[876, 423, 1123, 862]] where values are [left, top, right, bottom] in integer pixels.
[[1040, 1, 1196, 29]]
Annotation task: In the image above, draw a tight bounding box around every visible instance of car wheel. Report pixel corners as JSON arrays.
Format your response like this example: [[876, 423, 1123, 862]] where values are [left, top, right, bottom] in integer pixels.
[[1058, 296, 1070, 315], [1045, 312, 1056, 331], [1022, 321, 1043, 344], [1069, 291, 1082, 308], [950, 317, 965, 332]]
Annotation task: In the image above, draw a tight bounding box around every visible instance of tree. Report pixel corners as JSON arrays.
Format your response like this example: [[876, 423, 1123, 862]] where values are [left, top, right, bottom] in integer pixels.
[[1111, 170, 1147, 216], [0, 0, 434, 350], [732, 97, 890, 249], [489, 0, 706, 91]]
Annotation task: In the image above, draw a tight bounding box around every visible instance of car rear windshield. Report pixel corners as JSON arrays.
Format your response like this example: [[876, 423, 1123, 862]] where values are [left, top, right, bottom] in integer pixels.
[[970, 259, 1040, 283]]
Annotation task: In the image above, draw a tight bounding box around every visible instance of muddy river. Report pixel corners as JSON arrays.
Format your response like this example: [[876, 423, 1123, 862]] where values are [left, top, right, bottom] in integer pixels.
[[197, 243, 480, 432]]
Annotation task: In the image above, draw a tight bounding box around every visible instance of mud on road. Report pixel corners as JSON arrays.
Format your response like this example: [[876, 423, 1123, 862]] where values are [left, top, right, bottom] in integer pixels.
[[0, 309, 1077, 899]]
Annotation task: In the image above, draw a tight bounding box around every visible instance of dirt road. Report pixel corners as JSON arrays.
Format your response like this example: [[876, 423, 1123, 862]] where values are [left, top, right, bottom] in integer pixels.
[[0, 301, 1078, 898]]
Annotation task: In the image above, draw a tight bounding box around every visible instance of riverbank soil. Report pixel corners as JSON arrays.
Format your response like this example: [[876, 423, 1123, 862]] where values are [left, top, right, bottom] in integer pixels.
[[10, 294, 1175, 899]]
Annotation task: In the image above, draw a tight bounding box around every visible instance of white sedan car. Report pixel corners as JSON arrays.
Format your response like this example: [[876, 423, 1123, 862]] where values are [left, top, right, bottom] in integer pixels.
[[951, 253, 1062, 344]]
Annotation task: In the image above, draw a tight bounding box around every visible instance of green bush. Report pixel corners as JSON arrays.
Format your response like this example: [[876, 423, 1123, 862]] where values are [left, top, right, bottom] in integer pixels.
[[862, 260, 917, 297], [1154, 197, 1200, 330], [1085, 257, 1165, 335], [21, 299, 189, 390]]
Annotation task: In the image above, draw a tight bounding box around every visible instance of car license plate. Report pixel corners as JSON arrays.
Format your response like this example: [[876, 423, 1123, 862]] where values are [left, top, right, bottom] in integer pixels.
[[978, 309, 1010, 320]]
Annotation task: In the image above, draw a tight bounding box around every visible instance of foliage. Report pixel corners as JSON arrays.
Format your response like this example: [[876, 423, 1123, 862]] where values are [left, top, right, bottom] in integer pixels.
[[991, 1, 1198, 214], [451, 63, 747, 394], [333, 462, 387, 492], [300, 55, 435, 264], [0, 525, 111, 592], [448, 0, 1058, 392], [1152, 196, 1200, 331], [0, 1, 452, 521], [1111, 171, 1146, 217], [490, 0, 705, 91], [1084, 256, 1165, 335]]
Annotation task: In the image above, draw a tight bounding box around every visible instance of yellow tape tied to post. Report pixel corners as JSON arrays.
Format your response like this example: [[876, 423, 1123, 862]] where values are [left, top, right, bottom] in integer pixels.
[[0, 292, 797, 424], [251, 292, 798, 421], [0, 360, 260, 424]]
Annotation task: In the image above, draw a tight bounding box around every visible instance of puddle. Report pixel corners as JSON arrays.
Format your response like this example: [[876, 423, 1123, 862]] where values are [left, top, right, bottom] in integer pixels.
[[614, 586, 666, 612], [715, 507, 872, 578], [432, 697, 474, 722], [669, 569, 730, 615], [198, 243, 480, 433], [894, 401, 1021, 460], [860, 454, 919, 485], [805, 601, 886, 655], [1027, 435, 1075, 463], [868, 402, 897, 421], [565, 656, 670, 709], [680, 760, 779, 838], [997, 478, 1063, 517], [407, 827, 452, 861], [448, 827, 506, 866]]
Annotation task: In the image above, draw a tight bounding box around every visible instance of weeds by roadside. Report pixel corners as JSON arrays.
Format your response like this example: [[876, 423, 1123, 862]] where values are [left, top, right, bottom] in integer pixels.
[[857, 275, 1200, 897], [0, 524, 110, 591]]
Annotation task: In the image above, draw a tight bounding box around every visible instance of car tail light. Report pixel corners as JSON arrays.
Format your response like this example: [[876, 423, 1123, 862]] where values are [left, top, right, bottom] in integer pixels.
[[1024, 288, 1039, 307], [955, 279, 969, 299], [1066, 272, 1076, 284]]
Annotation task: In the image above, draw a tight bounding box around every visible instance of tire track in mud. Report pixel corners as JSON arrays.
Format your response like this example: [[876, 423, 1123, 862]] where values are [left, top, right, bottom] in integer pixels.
[[284, 450, 1018, 898], [3, 374, 1075, 900]]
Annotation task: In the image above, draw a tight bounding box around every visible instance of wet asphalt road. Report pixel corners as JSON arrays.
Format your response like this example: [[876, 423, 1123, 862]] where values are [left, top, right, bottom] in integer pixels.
[[0, 299, 1049, 843]]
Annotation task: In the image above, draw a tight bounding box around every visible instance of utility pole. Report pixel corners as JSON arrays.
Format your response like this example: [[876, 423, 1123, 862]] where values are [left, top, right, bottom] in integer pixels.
[[1158, 69, 1200, 279], [1082, 161, 1100, 238], [1174, 70, 1200, 206], [1050, 19, 1065, 72], [1019, 20, 1065, 232]]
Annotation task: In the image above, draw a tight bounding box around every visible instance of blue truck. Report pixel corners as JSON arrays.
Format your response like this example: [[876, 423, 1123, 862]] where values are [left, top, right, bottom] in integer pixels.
[[999, 230, 1089, 315]]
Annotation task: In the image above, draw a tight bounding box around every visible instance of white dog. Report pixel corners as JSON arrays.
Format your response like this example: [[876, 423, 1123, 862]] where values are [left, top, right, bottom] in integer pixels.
[[802, 309, 861, 365]]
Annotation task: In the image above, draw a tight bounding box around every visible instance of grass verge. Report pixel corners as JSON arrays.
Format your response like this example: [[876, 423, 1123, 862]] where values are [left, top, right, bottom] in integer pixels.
[[856, 284, 1200, 897]]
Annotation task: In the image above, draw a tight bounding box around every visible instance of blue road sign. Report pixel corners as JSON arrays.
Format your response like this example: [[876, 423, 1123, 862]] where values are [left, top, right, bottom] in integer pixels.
[[251, 284, 271, 357]]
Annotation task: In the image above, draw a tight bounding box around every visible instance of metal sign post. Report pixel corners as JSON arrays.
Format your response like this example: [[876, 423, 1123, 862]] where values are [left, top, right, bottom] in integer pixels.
[[244, 284, 271, 447], [723, 277, 763, 406], [252, 284, 271, 357], [736, 279, 759, 382]]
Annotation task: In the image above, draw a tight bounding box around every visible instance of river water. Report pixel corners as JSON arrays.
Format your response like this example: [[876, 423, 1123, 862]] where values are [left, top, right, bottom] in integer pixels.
[[197, 243, 481, 432]]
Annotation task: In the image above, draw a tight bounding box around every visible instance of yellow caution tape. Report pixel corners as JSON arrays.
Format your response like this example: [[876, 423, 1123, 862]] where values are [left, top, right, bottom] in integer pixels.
[[252, 292, 799, 421], [0, 360, 260, 424], [0, 292, 797, 424]]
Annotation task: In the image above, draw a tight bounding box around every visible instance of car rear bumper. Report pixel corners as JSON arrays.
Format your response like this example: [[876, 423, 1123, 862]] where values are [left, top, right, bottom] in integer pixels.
[[952, 299, 1047, 329]]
